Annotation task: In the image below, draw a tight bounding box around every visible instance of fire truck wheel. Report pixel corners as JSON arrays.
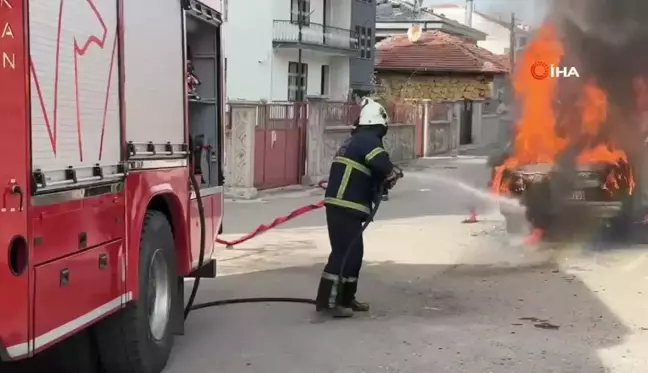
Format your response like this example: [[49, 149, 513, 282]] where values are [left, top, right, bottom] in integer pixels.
[[93, 210, 178, 373]]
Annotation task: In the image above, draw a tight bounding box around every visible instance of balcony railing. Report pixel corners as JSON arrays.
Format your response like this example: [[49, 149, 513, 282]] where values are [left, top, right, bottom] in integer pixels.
[[273, 20, 359, 51]]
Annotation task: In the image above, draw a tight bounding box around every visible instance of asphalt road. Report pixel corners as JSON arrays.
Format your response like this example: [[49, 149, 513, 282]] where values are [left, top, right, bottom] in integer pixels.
[[165, 157, 648, 373]]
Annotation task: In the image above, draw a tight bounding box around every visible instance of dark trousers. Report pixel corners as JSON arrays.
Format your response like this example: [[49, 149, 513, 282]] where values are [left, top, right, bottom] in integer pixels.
[[315, 205, 365, 309], [324, 205, 364, 277]]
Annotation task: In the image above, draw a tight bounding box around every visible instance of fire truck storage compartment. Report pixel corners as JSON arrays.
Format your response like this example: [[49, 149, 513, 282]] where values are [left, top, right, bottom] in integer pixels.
[[123, 0, 186, 157], [185, 3, 223, 262], [185, 5, 222, 187], [28, 0, 123, 190], [33, 240, 124, 351], [30, 184, 125, 266]]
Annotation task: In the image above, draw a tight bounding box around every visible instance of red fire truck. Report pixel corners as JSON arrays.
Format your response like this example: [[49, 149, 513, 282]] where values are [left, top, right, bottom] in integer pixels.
[[0, 0, 224, 371]]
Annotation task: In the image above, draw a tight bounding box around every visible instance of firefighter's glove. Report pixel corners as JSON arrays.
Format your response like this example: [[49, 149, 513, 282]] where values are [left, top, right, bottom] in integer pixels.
[[385, 167, 403, 190]]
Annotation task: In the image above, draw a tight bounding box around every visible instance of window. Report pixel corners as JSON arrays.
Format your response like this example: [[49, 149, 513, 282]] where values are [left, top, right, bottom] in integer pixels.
[[291, 0, 310, 25], [320, 65, 330, 96], [355, 26, 372, 59], [288, 62, 308, 101]]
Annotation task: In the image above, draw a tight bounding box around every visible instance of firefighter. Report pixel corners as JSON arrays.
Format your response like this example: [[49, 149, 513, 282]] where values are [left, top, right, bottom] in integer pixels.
[[315, 97, 401, 318], [351, 102, 391, 201]]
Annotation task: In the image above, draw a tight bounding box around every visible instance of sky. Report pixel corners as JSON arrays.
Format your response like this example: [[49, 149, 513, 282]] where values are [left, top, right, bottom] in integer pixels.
[[422, 0, 549, 25]]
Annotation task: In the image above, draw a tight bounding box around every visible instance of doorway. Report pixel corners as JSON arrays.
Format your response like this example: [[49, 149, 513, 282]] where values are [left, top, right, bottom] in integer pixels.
[[460, 100, 473, 145]]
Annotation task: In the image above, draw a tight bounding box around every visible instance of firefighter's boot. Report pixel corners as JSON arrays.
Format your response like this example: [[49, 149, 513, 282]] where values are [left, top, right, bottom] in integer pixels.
[[342, 281, 370, 312], [350, 299, 370, 312], [315, 276, 353, 318]]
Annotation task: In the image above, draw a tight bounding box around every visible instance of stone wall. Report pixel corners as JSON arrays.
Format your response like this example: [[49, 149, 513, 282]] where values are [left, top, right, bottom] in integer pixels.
[[422, 102, 511, 155], [375, 73, 496, 101], [322, 126, 351, 175], [319, 124, 416, 174], [223, 104, 258, 198], [225, 100, 420, 194], [421, 102, 459, 156], [383, 124, 416, 161], [427, 120, 454, 155], [476, 110, 516, 150], [481, 113, 505, 146], [303, 99, 418, 184]]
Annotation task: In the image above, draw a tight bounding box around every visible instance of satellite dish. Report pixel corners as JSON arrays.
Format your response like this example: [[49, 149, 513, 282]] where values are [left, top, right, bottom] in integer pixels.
[[407, 24, 422, 43]]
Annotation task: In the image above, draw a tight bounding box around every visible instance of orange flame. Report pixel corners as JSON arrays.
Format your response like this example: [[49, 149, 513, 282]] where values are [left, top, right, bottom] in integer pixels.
[[491, 23, 634, 194]]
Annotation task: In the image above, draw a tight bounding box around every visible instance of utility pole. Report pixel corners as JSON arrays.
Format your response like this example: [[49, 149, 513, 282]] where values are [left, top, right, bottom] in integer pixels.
[[465, 0, 473, 27], [509, 12, 515, 74], [413, 0, 422, 17]]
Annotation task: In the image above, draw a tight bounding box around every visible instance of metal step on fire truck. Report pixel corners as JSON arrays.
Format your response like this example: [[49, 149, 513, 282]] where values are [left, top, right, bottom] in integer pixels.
[[0, 0, 225, 371]]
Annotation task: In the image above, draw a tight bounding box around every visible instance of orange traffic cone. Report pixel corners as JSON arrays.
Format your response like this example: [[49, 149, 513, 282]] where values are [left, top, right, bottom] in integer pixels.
[[462, 207, 478, 223]]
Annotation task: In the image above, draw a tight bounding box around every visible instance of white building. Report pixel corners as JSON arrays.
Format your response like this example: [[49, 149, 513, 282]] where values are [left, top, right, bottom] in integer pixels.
[[427, 4, 530, 55], [223, 0, 360, 102]]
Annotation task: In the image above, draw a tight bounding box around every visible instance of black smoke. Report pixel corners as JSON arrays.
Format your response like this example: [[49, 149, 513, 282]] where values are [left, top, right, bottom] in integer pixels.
[[552, 0, 648, 152]]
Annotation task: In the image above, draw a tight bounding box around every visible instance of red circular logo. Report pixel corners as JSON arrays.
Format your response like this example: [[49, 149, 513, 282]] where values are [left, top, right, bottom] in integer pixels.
[[530, 61, 550, 80]]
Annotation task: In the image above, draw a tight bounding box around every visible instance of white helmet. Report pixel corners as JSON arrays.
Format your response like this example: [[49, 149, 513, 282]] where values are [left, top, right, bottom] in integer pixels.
[[358, 97, 388, 127]]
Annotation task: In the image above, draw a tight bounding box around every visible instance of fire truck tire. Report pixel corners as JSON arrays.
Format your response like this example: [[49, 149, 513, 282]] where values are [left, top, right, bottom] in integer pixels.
[[93, 210, 178, 373]]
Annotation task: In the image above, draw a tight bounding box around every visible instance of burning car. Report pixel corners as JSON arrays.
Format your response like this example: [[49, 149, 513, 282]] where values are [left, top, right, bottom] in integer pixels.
[[493, 159, 633, 234], [486, 22, 642, 239]]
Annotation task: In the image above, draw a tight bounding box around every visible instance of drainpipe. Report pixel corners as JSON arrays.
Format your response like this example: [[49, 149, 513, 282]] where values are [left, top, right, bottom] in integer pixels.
[[298, 12, 303, 102], [297, 9, 315, 102]]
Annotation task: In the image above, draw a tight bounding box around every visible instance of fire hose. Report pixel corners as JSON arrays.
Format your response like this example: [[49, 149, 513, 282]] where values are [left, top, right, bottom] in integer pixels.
[[183, 163, 403, 315]]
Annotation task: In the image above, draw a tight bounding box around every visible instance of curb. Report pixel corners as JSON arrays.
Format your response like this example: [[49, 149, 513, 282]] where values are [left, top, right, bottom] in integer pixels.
[[226, 185, 324, 202]]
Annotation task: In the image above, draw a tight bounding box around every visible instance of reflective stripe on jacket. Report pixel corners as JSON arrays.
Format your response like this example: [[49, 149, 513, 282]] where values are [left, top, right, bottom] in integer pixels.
[[324, 131, 393, 217]]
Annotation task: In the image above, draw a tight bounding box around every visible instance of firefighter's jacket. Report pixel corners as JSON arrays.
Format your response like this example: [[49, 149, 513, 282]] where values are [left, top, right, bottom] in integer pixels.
[[324, 130, 394, 217]]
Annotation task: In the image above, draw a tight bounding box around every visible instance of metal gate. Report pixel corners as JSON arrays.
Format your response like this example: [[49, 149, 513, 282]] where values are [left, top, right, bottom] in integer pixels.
[[254, 103, 307, 189]]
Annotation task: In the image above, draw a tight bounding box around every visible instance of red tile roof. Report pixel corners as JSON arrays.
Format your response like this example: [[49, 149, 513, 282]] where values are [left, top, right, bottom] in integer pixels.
[[375, 30, 509, 74], [494, 54, 511, 70]]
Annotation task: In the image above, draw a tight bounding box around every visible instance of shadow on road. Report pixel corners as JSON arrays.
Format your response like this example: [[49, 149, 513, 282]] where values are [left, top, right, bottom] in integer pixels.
[[168, 261, 628, 372]]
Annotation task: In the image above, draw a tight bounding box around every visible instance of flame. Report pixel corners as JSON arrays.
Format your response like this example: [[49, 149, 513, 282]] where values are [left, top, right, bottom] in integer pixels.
[[491, 23, 634, 195]]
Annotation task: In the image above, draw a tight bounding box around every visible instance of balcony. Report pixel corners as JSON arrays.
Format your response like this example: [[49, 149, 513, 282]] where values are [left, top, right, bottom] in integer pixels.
[[272, 20, 359, 56]]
